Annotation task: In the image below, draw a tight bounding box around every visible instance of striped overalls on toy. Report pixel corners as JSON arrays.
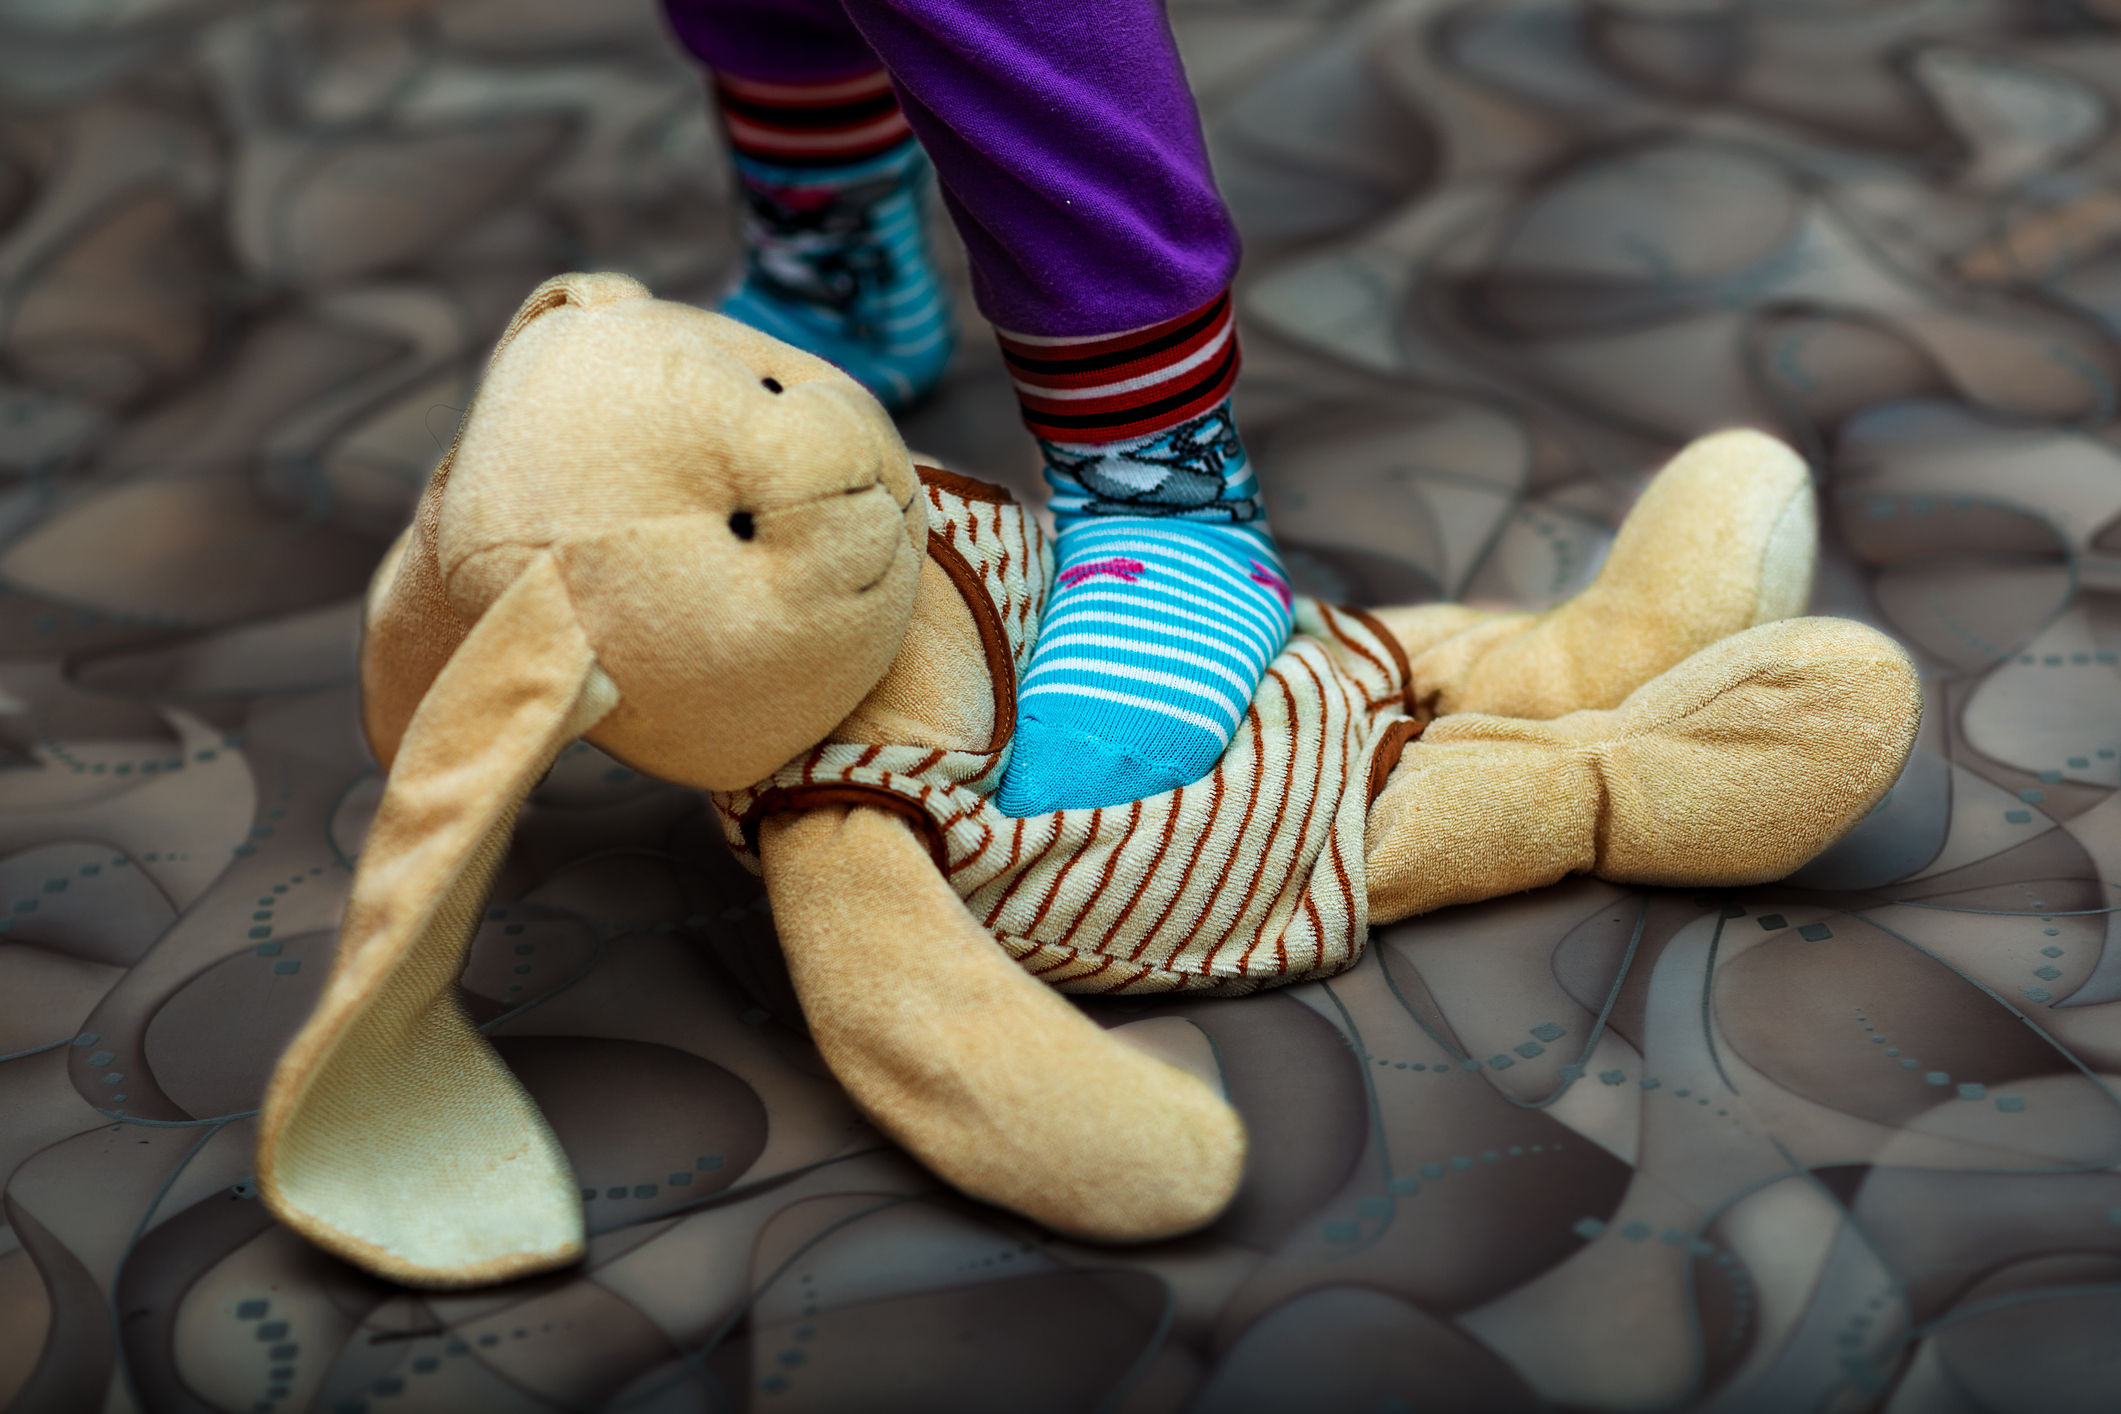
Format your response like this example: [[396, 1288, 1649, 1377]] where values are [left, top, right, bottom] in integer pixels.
[[714, 468, 1424, 998]]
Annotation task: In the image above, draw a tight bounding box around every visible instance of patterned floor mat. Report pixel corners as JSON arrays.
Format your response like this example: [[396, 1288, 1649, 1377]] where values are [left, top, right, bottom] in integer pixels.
[[3, 0, 2120, 1410]]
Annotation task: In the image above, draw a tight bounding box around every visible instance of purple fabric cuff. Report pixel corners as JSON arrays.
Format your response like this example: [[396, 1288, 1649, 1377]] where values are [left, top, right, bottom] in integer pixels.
[[660, 0, 1241, 338]]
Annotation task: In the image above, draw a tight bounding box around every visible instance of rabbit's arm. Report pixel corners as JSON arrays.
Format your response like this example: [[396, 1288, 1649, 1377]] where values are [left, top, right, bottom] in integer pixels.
[[758, 803, 1244, 1241]]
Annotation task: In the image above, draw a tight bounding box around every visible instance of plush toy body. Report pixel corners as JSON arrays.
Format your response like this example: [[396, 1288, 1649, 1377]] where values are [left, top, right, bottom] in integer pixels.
[[717, 468, 1413, 996], [258, 274, 1921, 1289]]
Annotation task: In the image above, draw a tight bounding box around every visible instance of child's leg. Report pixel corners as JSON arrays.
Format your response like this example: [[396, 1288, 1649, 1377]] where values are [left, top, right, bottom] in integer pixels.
[[825, 0, 1285, 814], [661, 0, 954, 408], [993, 301, 1290, 815]]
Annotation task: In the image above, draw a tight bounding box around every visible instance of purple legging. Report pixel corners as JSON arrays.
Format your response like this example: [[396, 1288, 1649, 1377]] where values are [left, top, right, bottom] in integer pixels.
[[661, 0, 1241, 339]]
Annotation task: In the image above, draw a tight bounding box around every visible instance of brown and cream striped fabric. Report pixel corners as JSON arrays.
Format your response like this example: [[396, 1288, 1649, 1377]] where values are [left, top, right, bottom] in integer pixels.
[[714, 469, 1421, 997]]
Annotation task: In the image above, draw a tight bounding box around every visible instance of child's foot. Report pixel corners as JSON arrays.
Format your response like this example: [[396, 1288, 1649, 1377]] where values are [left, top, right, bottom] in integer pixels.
[[998, 506, 1293, 815], [712, 69, 954, 410], [995, 292, 1291, 815]]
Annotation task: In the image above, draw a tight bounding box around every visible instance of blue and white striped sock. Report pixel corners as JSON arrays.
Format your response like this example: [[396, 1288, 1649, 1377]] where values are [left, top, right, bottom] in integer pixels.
[[996, 401, 1294, 815], [718, 139, 954, 410]]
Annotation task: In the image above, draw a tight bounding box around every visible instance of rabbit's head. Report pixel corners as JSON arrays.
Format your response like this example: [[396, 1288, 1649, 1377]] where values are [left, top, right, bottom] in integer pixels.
[[258, 274, 930, 1286], [368, 271, 927, 791]]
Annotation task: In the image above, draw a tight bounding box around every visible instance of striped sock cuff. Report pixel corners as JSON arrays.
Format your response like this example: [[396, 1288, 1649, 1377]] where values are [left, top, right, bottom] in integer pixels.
[[712, 67, 913, 168], [996, 290, 1241, 444]]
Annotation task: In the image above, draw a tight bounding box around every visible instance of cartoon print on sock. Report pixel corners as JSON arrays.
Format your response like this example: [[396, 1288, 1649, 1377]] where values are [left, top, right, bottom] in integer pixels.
[[741, 173, 906, 335], [720, 142, 954, 410], [1044, 405, 1258, 519]]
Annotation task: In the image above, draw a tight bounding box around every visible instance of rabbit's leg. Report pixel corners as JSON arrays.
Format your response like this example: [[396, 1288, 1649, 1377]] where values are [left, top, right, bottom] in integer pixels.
[[1364, 617, 1918, 924], [1382, 429, 1817, 722], [759, 804, 1246, 1241]]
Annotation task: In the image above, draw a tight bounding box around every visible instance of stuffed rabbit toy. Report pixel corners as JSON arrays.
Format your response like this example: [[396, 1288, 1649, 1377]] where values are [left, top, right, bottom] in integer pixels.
[[257, 273, 1919, 1287]]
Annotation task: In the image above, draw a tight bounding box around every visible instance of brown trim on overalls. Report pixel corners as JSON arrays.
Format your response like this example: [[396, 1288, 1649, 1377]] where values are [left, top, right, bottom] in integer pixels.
[[745, 466, 1026, 860], [1365, 718, 1426, 804], [1338, 604, 1420, 718]]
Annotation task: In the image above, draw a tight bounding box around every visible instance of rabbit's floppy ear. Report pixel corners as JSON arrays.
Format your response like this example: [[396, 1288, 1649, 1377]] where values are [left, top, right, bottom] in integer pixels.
[[258, 549, 618, 1288]]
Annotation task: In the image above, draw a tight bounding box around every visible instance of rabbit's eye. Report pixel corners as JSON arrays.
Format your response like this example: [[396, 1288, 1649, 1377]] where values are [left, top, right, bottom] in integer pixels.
[[729, 511, 756, 541], [761, 377, 783, 394]]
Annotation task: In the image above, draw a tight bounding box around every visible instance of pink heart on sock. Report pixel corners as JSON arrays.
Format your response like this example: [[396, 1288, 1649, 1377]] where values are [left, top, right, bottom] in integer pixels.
[[1249, 560, 1292, 610], [1059, 557, 1147, 587]]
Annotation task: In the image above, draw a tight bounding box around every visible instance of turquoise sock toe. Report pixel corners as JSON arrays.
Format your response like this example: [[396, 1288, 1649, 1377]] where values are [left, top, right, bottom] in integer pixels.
[[996, 716, 1196, 815], [996, 515, 1293, 816]]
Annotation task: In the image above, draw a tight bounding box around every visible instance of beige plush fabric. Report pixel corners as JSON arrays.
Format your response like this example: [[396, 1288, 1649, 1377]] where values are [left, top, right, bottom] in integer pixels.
[[715, 473, 1418, 997], [1397, 429, 1818, 721], [833, 550, 997, 752], [366, 271, 931, 792], [759, 805, 1246, 1242], [261, 273, 939, 1284], [1365, 618, 1922, 921], [721, 437, 1904, 996], [257, 553, 619, 1286], [260, 278, 1921, 1289], [1362, 602, 1504, 663]]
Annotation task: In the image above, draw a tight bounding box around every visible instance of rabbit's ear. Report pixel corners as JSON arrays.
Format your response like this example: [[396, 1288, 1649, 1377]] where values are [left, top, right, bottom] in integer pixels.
[[358, 272, 649, 769], [490, 270, 650, 352], [259, 550, 618, 1288]]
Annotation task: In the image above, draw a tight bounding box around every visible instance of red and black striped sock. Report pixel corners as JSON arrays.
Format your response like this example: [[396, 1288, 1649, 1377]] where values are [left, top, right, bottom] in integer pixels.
[[995, 291, 1241, 446], [711, 67, 913, 170]]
